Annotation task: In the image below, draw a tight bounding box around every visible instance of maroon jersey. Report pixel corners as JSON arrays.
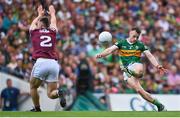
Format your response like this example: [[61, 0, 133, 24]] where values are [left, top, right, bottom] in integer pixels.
[[30, 28, 58, 60]]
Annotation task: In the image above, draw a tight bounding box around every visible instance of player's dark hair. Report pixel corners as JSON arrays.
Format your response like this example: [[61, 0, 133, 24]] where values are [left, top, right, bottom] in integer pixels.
[[40, 17, 49, 28], [131, 27, 141, 35]]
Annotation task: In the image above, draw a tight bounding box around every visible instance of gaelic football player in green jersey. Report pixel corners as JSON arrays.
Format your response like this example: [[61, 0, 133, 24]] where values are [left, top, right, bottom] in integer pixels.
[[96, 27, 167, 111]]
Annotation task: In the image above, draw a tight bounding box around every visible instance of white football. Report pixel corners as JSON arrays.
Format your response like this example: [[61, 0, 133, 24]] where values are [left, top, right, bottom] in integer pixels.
[[98, 31, 112, 43]]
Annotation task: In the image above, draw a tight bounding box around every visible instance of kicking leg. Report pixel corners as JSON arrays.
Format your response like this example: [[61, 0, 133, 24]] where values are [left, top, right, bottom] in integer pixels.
[[30, 77, 42, 111], [126, 77, 166, 111]]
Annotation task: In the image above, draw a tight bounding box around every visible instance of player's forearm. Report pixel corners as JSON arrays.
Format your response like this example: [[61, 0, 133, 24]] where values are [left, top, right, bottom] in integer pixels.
[[50, 14, 57, 25], [144, 50, 160, 67], [30, 16, 41, 29], [100, 48, 113, 57], [32, 16, 41, 25], [147, 54, 159, 67]]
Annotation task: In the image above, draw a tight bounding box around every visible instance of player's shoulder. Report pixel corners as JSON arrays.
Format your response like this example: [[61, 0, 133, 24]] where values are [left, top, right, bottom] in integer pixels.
[[29, 28, 39, 33], [136, 40, 146, 46], [136, 40, 149, 50], [114, 39, 127, 48], [49, 27, 58, 32], [115, 39, 126, 45]]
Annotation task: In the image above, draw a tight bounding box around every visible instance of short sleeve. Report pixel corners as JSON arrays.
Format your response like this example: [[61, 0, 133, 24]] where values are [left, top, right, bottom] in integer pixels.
[[49, 26, 58, 32], [141, 43, 149, 52], [114, 40, 123, 49], [29, 29, 36, 37]]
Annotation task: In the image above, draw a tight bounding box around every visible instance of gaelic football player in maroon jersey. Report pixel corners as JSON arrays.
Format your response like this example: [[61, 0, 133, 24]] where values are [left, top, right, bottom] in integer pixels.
[[29, 5, 66, 111]]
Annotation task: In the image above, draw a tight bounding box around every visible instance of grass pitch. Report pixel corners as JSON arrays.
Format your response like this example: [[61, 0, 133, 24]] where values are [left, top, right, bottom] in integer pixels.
[[0, 111, 180, 117]]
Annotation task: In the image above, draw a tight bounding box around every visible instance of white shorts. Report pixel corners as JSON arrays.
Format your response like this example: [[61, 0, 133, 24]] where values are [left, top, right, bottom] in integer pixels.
[[123, 63, 143, 81], [31, 58, 60, 82]]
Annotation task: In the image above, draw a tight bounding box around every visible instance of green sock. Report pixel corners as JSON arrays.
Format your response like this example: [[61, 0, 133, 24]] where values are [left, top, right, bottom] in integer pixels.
[[152, 99, 162, 107]]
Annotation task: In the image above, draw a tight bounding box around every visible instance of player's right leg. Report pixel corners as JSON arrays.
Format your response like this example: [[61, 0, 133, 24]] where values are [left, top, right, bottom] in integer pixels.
[[30, 77, 42, 111], [29, 58, 46, 111], [125, 76, 166, 111]]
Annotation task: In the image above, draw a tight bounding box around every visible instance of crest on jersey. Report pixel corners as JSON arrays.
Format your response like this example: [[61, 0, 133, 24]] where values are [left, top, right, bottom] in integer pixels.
[[129, 46, 133, 49], [122, 46, 126, 48]]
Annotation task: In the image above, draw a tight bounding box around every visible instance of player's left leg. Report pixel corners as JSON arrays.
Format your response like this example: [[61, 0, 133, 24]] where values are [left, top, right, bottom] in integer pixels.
[[126, 77, 166, 111], [47, 82, 66, 107], [47, 82, 58, 99], [46, 60, 66, 107]]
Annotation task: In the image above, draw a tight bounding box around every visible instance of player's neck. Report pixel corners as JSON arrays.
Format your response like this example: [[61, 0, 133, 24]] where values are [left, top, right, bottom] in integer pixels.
[[127, 38, 135, 44], [41, 26, 48, 29]]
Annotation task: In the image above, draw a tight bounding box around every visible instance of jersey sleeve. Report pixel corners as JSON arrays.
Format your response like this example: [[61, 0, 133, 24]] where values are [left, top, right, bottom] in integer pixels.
[[29, 29, 33, 34], [29, 29, 37, 36], [140, 42, 149, 52], [49, 26, 58, 33], [114, 40, 123, 49]]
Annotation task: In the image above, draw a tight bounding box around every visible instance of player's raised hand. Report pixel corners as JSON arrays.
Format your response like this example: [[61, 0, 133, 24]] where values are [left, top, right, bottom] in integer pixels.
[[49, 5, 55, 15], [37, 5, 44, 16], [156, 65, 168, 75]]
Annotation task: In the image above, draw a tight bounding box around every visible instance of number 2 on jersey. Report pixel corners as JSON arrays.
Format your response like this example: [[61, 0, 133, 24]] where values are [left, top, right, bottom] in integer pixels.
[[40, 36, 52, 47]]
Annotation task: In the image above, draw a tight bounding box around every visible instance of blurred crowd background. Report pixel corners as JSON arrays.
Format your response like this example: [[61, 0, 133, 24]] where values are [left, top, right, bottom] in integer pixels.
[[0, 0, 180, 96]]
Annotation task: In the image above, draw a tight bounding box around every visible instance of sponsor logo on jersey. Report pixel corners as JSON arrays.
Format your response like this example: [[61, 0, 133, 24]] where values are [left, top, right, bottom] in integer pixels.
[[119, 50, 141, 57], [39, 29, 50, 33]]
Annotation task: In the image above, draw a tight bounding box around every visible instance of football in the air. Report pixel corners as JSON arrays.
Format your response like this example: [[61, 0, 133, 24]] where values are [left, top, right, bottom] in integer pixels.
[[98, 31, 112, 43]]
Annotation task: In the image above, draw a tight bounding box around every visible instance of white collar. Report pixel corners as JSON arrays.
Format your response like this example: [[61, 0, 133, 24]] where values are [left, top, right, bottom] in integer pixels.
[[127, 38, 134, 44]]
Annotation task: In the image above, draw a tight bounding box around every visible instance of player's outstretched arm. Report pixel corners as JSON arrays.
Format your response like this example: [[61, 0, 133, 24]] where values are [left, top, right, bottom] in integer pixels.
[[48, 5, 58, 31], [29, 5, 44, 30], [144, 50, 168, 75], [96, 45, 118, 58]]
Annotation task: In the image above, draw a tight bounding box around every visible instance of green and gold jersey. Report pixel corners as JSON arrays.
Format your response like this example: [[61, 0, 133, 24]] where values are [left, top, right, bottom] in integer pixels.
[[115, 39, 148, 66]]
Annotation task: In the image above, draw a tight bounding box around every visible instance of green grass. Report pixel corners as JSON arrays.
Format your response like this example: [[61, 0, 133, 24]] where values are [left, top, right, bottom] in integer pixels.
[[0, 111, 180, 117]]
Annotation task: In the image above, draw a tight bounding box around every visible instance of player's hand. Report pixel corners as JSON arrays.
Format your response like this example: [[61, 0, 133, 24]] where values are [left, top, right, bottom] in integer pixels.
[[49, 5, 55, 14], [96, 54, 103, 58], [37, 5, 44, 16], [156, 65, 168, 75]]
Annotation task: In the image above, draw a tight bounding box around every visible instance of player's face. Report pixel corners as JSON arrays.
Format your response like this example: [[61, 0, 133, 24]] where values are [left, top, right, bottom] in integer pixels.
[[37, 20, 43, 28], [129, 30, 139, 43]]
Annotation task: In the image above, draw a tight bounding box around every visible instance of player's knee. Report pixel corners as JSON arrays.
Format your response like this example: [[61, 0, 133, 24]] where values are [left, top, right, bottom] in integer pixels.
[[129, 63, 144, 76], [30, 78, 41, 89]]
